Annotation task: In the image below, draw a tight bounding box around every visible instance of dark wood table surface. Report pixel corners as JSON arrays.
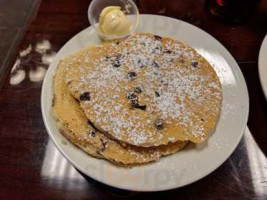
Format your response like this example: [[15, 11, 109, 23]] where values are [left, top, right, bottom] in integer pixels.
[[1, 0, 267, 199]]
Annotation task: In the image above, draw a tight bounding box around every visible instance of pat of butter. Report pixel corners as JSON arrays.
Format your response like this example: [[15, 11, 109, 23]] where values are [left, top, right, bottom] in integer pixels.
[[99, 6, 131, 35]]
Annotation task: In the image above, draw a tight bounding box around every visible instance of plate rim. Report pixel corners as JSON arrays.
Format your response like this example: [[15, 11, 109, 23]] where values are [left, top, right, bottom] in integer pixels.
[[259, 35, 267, 99], [41, 14, 249, 191]]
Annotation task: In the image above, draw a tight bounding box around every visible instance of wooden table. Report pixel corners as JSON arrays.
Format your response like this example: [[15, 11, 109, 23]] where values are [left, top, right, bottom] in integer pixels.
[[0, 0, 267, 199]]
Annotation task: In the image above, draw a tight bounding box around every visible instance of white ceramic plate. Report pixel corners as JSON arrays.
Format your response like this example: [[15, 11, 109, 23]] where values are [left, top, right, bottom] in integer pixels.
[[259, 35, 267, 99], [41, 15, 249, 191]]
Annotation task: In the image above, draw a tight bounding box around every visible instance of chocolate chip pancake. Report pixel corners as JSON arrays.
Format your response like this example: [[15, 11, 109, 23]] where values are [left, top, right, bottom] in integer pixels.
[[65, 33, 222, 147], [52, 58, 187, 165]]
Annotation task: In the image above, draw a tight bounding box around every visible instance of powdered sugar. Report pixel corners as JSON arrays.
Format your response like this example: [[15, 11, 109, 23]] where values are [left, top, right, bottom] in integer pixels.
[[65, 34, 222, 146]]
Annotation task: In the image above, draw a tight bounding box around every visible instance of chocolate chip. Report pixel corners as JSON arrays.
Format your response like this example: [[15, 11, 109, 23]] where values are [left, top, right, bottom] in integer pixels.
[[133, 104, 147, 110], [153, 61, 160, 68], [80, 92, 90, 101], [126, 92, 138, 100], [127, 71, 137, 80], [113, 59, 121, 68], [131, 99, 139, 107], [152, 46, 163, 54], [127, 92, 140, 107], [155, 91, 160, 97], [200, 118, 205, 122], [155, 119, 164, 130], [165, 50, 172, 54], [91, 132, 96, 137], [134, 86, 142, 93], [191, 61, 198, 68], [154, 35, 162, 40]]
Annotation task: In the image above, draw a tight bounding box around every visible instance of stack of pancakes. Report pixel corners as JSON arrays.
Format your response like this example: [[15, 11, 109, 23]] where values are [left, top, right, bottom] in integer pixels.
[[52, 33, 222, 166]]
